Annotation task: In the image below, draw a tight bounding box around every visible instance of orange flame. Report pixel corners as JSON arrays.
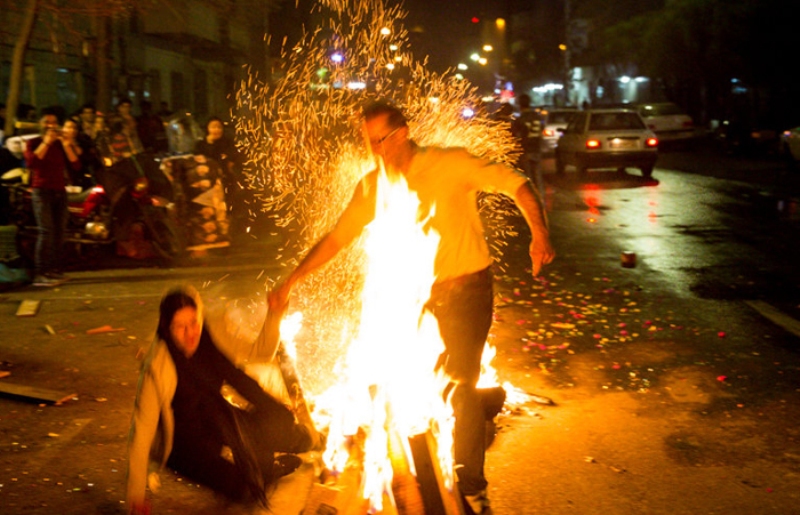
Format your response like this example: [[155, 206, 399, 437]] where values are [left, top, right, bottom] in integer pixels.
[[303, 168, 455, 511]]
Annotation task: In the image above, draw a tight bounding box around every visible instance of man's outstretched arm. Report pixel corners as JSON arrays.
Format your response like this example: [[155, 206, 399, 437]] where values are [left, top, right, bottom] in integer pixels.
[[267, 174, 377, 310], [512, 181, 555, 276]]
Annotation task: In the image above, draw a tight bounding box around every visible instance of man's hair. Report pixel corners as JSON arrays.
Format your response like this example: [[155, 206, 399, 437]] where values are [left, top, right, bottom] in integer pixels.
[[117, 98, 132, 107], [363, 100, 407, 128], [518, 94, 532, 109], [40, 106, 61, 124]]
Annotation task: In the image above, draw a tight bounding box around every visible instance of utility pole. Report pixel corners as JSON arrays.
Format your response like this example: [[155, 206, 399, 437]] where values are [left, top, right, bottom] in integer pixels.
[[563, 0, 571, 105]]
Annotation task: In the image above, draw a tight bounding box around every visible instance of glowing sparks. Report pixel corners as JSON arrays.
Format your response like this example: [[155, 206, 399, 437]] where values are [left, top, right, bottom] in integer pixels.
[[235, 2, 523, 384]]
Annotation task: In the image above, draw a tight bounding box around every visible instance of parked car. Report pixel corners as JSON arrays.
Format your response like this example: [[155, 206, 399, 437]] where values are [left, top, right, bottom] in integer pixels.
[[637, 102, 695, 142], [555, 108, 658, 177], [781, 126, 800, 169], [539, 107, 578, 155], [3, 134, 38, 161]]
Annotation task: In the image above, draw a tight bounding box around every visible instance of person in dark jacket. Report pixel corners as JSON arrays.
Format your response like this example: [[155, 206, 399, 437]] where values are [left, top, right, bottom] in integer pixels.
[[62, 117, 101, 189], [137, 101, 168, 154], [23, 107, 82, 286], [127, 286, 320, 514]]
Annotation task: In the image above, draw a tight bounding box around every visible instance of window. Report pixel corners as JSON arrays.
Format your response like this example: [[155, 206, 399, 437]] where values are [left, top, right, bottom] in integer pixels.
[[170, 71, 185, 111], [193, 69, 208, 117], [588, 112, 645, 131]]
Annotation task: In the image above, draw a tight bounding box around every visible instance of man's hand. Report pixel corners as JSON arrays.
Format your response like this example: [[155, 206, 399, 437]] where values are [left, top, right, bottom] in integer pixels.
[[129, 500, 151, 515], [43, 128, 59, 146], [529, 235, 555, 277]]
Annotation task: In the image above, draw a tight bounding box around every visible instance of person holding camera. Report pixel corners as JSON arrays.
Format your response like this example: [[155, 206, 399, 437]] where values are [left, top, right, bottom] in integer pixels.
[[23, 107, 82, 286]]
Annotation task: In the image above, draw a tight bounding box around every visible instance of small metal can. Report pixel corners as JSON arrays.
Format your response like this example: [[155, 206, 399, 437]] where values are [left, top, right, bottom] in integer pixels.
[[621, 251, 637, 268]]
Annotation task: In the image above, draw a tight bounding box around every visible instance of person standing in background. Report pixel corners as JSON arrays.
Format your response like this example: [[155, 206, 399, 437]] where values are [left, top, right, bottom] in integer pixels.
[[512, 94, 545, 200], [112, 99, 144, 155], [24, 107, 82, 286], [137, 101, 169, 154], [76, 103, 96, 138], [194, 116, 243, 231]]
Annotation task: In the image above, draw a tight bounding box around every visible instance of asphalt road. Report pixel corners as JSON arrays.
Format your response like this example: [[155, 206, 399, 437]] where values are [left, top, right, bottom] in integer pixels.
[[1, 145, 799, 514]]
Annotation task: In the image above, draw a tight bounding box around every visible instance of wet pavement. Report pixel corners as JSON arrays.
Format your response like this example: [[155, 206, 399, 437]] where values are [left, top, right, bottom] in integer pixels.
[[1, 147, 799, 514]]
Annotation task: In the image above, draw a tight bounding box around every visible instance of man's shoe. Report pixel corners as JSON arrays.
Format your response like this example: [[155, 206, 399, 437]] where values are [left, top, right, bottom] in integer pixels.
[[463, 490, 492, 515], [32, 275, 59, 287]]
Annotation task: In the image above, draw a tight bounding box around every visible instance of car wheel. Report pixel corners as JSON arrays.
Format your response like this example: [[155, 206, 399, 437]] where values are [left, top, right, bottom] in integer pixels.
[[640, 165, 654, 178]]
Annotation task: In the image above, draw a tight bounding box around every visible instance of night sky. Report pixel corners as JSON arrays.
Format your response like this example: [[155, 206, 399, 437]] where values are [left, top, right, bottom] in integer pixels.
[[400, 0, 510, 72]]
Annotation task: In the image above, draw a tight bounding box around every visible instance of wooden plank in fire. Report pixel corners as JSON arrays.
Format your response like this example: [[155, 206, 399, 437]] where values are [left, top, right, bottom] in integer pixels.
[[301, 427, 465, 515], [408, 430, 466, 515], [301, 464, 369, 515], [390, 427, 425, 514]]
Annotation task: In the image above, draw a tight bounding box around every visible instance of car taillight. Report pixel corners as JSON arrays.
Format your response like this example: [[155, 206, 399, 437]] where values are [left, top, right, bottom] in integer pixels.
[[586, 139, 601, 149], [646, 137, 658, 148]]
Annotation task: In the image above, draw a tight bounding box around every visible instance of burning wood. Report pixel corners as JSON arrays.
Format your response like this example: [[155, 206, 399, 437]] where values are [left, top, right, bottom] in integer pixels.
[[302, 426, 465, 515]]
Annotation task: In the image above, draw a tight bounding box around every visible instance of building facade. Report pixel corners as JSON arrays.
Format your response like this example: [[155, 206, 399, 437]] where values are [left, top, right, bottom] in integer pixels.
[[1, 0, 270, 125]]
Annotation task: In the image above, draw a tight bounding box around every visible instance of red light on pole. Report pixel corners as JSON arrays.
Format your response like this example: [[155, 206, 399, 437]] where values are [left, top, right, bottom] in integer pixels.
[[471, 17, 480, 23]]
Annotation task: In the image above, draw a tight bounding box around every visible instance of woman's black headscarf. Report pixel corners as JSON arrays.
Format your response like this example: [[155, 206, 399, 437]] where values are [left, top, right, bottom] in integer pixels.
[[157, 286, 200, 344]]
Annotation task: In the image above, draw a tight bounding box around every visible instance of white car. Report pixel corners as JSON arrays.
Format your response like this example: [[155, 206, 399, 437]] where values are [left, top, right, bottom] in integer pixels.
[[539, 107, 578, 155], [3, 133, 37, 160], [637, 102, 695, 142], [555, 108, 658, 178]]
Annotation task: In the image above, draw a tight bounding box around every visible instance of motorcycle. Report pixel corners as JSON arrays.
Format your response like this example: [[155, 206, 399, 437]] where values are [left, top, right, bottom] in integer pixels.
[[1, 152, 183, 265]]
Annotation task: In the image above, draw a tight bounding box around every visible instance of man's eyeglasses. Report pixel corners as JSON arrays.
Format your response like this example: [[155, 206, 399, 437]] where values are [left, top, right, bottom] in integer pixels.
[[369, 126, 401, 146]]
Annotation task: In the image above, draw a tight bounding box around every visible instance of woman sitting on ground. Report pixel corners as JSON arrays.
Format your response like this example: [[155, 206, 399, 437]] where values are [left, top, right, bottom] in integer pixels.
[[126, 285, 319, 514]]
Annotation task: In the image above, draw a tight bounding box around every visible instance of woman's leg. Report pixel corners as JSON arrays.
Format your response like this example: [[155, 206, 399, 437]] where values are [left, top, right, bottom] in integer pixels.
[[168, 433, 253, 501]]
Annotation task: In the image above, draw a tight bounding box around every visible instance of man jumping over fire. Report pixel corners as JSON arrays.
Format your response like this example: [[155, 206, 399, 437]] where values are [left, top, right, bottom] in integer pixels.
[[268, 100, 555, 515]]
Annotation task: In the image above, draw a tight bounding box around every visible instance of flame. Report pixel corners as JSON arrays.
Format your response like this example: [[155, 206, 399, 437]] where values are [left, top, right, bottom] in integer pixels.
[[307, 167, 454, 512]]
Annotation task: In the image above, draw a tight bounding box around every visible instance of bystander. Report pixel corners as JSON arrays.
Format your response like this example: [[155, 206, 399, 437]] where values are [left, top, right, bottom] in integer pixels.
[[23, 107, 82, 286]]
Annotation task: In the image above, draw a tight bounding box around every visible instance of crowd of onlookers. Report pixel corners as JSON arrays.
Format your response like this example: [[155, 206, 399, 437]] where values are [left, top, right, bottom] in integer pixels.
[[2, 100, 240, 188], [1, 99, 243, 286]]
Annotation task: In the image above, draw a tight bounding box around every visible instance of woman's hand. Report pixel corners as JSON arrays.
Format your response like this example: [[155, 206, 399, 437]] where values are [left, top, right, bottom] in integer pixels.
[[267, 281, 292, 313]]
